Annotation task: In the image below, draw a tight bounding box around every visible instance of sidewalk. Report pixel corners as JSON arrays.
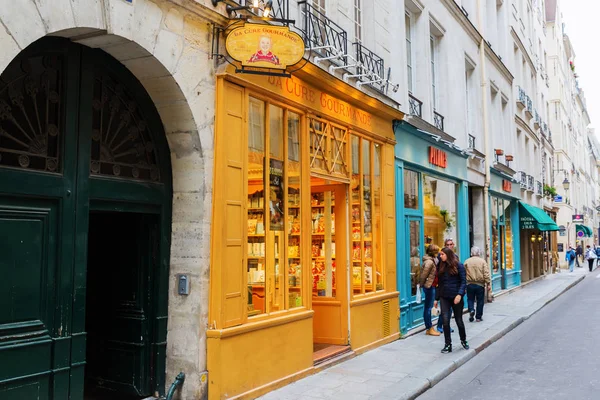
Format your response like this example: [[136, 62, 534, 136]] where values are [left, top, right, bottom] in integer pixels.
[[258, 268, 588, 400]]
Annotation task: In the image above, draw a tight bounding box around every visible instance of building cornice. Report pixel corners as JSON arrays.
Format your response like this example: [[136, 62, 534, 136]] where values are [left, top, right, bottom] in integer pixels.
[[511, 26, 537, 73], [515, 115, 540, 144], [485, 45, 514, 84]]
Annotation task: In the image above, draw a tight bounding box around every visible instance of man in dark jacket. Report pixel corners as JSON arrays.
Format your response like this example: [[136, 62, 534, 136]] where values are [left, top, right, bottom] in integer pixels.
[[576, 244, 583, 268]]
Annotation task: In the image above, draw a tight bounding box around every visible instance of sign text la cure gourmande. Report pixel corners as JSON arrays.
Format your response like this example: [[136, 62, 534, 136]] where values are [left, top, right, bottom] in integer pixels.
[[225, 24, 305, 71]]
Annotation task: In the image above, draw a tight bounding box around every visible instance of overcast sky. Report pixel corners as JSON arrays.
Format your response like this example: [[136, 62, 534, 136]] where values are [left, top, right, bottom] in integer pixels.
[[560, 0, 600, 133]]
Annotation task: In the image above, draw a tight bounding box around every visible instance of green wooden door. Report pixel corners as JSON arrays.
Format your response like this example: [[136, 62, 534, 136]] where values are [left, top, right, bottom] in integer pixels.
[[0, 38, 172, 399]]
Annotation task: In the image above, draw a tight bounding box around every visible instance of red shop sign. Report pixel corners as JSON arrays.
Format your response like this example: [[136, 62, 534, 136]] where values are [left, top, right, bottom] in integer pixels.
[[429, 146, 447, 168], [502, 180, 512, 193]]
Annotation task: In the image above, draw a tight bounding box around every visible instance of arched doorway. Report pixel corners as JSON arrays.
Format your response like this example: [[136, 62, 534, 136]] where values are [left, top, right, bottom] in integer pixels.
[[0, 37, 172, 399]]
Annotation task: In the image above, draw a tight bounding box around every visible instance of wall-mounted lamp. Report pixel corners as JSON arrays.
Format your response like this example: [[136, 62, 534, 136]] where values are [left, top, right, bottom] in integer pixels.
[[537, 234, 543, 242], [530, 234, 536, 243], [219, 0, 273, 17], [495, 149, 504, 156], [562, 177, 570, 191]]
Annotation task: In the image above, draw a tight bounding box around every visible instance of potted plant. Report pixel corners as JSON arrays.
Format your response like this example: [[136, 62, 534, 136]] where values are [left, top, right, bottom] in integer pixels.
[[543, 184, 557, 199]]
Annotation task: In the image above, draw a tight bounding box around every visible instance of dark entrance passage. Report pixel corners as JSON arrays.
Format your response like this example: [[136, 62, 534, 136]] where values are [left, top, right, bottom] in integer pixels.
[[0, 37, 172, 400], [85, 212, 159, 399]]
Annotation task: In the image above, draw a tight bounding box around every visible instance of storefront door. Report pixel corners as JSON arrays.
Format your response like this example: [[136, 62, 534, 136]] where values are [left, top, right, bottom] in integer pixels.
[[311, 183, 349, 359], [400, 216, 424, 331]]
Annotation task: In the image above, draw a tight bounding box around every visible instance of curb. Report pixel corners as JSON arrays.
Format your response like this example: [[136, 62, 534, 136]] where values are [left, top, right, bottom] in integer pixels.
[[409, 273, 586, 400]]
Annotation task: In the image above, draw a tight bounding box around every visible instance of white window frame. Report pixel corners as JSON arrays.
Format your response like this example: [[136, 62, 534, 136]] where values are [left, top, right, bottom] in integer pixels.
[[430, 34, 438, 111], [312, 0, 326, 15], [353, 0, 363, 43], [405, 11, 414, 93]]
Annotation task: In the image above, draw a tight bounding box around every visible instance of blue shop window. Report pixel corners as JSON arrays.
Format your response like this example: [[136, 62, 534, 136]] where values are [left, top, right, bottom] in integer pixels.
[[404, 169, 419, 209]]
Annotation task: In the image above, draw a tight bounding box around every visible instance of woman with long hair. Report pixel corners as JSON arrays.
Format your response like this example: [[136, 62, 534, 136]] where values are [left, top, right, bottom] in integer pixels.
[[419, 244, 441, 336], [434, 247, 468, 353]]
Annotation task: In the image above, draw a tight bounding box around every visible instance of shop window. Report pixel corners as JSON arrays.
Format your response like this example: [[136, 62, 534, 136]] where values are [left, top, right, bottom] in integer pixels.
[[409, 220, 421, 296], [404, 169, 419, 209], [351, 136, 383, 294], [309, 116, 349, 180], [504, 201, 515, 270], [247, 97, 304, 317], [491, 197, 500, 274], [423, 175, 458, 251]]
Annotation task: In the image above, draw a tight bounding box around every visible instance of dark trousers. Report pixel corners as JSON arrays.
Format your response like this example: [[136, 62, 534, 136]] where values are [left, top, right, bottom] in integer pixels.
[[589, 259, 595, 272], [466, 284, 485, 320], [576, 255, 582, 267], [440, 296, 466, 346], [423, 286, 435, 329]]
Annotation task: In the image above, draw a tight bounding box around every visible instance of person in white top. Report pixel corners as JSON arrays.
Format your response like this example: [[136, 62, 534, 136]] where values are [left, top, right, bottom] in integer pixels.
[[584, 245, 597, 272]]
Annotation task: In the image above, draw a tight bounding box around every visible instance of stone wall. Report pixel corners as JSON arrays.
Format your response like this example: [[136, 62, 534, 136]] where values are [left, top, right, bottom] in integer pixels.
[[0, 0, 218, 398]]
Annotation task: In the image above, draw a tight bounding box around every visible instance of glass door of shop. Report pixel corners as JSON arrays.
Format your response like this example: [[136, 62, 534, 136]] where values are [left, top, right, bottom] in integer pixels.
[[310, 183, 349, 361], [401, 216, 424, 331]]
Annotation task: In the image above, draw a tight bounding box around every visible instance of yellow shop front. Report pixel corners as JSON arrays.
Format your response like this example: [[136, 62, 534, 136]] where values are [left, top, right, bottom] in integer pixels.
[[207, 64, 401, 400]]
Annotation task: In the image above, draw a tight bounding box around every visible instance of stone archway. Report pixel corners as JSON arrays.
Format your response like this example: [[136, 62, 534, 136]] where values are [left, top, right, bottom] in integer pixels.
[[0, 1, 215, 398]]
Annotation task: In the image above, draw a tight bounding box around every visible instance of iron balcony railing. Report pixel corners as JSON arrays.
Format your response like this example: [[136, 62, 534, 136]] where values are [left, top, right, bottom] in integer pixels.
[[408, 93, 423, 117], [527, 175, 534, 191], [519, 171, 527, 189], [353, 41, 386, 90], [517, 86, 527, 107], [299, 1, 347, 61], [534, 110, 541, 127], [228, 0, 290, 22], [536, 180, 543, 196], [434, 110, 444, 131], [526, 96, 533, 114], [468, 134, 475, 149]]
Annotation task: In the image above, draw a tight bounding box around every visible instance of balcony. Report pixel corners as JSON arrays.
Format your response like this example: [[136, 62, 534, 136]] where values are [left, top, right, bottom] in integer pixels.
[[433, 110, 445, 131], [353, 42, 387, 92], [534, 110, 541, 129], [408, 93, 423, 117], [517, 86, 526, 110], [525, 97, 533, 119], [527, 174, 534, 192], [299, 1, 347, 61], [518, 171, 528, 189], [535, 180, 543, 197]]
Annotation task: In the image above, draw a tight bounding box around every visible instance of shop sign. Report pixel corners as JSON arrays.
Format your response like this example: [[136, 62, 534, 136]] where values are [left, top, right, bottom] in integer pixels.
[[520, 216, 536, 230], [428, 147, 447, 168], [502, 180, 512, 193], [572, 214, 584, 223], [225, 24, 305, 71], [269, 158, 284, 231], [554, 195, 563, 203]]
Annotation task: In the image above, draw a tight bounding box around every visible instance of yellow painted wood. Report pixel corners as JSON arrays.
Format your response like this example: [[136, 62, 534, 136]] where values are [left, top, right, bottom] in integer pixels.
[[349, 295, 400, 350]]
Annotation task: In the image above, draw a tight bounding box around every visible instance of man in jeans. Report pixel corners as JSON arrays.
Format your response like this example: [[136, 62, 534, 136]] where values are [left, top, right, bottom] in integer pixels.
[[464, 246, 491, 322], [437, 238, 458, 333]]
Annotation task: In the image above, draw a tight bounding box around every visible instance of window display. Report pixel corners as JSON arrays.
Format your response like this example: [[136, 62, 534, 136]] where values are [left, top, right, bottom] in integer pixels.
[[246, 98, 304, 316], [351, 136, 383, 294], [404, 170, 419, 209], [423, 175, 458, 251], [490, 196, 515, 277]]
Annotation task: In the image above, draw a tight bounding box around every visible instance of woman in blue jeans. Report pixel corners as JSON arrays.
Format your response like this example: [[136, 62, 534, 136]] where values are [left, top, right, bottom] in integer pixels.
[[434, 247, 468, 353], [419, 244, 440, 336]]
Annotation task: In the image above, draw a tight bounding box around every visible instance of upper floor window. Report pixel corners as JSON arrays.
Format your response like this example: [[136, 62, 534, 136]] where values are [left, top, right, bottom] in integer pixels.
[[406, 12, 414, 93], [312, 0, 326, 15], [430, 35, 438, 110], [353, 0, 362, 43]]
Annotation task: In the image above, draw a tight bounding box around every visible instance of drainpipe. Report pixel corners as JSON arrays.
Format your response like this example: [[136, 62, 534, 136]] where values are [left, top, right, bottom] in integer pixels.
[[476, 0, 492, 278], [163, 372, 185, 400]]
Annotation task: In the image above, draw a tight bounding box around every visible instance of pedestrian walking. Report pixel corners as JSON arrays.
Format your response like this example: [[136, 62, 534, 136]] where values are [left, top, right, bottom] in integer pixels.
[[436, 238, 457, 333], [464, 246, 491, 322], [420, 244, 441, 336], [585, 245, 597, 272], [566, 245, 576, 272], [434, 247, 468, 353], [576, 244, 583, 268]]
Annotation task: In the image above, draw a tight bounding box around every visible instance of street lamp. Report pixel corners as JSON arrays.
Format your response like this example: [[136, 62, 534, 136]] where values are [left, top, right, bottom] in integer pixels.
[[562, 177, 570, 191]]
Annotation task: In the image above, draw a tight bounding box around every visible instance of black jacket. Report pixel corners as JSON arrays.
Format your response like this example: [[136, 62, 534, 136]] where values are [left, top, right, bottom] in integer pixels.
[[435, 262, 467, 300]]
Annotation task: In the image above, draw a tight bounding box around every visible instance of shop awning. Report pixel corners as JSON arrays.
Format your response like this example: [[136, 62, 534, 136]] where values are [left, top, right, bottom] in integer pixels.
[[576, 224, 593, 237], [518, 202, 559, 231]]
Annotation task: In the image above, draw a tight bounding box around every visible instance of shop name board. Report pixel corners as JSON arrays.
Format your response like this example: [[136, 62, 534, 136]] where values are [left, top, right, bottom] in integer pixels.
[[266, 76, 374, 130], [572, 214, 584, 222], [502, 180, 512, 193], [521, 216, 536, 230], [428, 147, 447, 168], [225, 24, 305, 71]]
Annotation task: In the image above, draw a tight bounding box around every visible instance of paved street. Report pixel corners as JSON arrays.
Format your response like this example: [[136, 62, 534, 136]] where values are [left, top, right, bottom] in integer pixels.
[[418, 266, 600, 400], [259, 267, 589, 400]]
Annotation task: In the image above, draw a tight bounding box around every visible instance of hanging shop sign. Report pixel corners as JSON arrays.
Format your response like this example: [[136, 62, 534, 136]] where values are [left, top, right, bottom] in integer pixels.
[[225, 24, 305, 71], [572, 214, 584, 223], [502, 180, 512, 193], [428, 146, 447, 168]]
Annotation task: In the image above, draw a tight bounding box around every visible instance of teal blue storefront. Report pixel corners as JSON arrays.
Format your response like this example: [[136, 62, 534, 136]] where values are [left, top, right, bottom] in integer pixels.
[[489, 168, 521, 291], [393, 121, 469, 333]]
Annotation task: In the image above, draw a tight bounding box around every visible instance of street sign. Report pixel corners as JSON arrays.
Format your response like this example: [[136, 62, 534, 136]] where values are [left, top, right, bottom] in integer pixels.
[[577, 230, 584, 238], [554, 195, 563, 202], [572, 214, 584, 223]]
